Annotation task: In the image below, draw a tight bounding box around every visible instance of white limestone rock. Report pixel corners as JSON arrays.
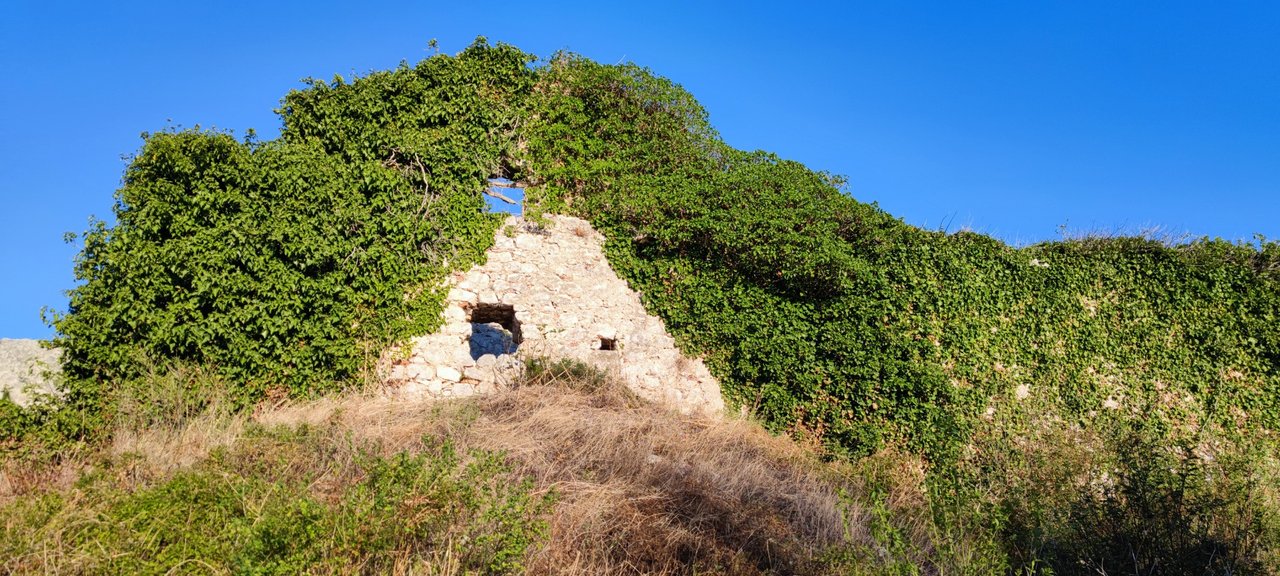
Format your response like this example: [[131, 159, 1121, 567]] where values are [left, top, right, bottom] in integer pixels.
[[447, 288, 477, 304], [381, 215, 724, 415]]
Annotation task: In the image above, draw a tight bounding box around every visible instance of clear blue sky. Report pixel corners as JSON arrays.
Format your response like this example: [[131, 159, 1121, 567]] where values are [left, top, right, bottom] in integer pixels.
[[2, 1, 1277, 338]]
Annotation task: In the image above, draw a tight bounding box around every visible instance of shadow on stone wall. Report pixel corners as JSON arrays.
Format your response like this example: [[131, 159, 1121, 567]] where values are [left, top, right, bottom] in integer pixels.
[[470, 322, 519, 359]]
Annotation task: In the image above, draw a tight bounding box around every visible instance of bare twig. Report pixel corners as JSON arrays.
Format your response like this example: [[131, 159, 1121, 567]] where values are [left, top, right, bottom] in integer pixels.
[[413, 154, 434, 217], [484, 188, 518, 205]]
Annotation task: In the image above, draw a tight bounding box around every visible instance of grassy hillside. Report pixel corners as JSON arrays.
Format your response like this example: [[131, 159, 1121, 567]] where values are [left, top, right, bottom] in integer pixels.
[[4, 361, 915, 575], [4, 38, 1278, 573]]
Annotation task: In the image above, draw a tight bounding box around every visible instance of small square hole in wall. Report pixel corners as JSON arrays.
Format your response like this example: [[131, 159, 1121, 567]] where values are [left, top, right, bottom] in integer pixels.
[[598, 336, 617, 351], [468, 303, 522, 359]]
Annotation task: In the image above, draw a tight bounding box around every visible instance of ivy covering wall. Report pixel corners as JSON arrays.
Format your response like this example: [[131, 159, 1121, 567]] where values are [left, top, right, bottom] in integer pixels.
[[520, 54, 1280, 463], [39, 39, 1280, 466], [5, 37, 1275, 572], [49, 41, 532, 422]]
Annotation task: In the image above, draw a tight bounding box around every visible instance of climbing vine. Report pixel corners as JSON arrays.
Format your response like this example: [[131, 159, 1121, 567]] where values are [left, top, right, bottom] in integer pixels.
[[37, 38, 1280, 467], [49, 40, 532, 422], [12, 36, 1278, 572], [519, 54, 1280, 464]]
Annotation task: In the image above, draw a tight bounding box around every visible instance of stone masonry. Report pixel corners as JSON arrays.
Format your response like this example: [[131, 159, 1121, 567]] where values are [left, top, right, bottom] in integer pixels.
[[0, 339, 61, 407], [384, 215, 724, 415]]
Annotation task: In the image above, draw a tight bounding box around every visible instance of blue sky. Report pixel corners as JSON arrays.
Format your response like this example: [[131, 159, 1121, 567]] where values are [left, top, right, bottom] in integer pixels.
[[2, 1, 1277, 338]]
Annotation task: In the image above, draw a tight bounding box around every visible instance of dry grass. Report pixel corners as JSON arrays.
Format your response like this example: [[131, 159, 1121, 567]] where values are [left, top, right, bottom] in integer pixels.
[[0, 453, 83, 503], [476, 386, 856, 574], [9, 358, 1274, 574], [258, 364, 871, 575], [4, 360, 888, 575], [0, 415, 251, 509]]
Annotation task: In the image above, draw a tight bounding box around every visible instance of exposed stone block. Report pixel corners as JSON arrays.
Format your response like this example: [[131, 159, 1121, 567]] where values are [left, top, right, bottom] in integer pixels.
[[443, 305, 467, 323], [437, 366, 462, 382], [407, 363, 435, 381], [447, 288, 477, 304]]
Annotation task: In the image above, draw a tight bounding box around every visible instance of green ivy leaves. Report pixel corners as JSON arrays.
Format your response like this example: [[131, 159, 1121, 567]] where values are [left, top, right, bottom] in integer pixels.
[[50, 38, 1280, 468], [54, 40, 529, 417], [516, 52, 1280, 464]]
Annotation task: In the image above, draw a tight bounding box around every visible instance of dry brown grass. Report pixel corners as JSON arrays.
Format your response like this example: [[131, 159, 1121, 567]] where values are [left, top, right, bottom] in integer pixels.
[[0, 416, 250, 507], [254, 366, 870, 575], [476, 386, 857, 574], [2, 360, 887, 575], [0, 453, 83, 502]]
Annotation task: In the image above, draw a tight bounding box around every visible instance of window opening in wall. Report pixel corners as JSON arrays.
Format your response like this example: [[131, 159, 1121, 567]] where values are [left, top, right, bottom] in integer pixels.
[[469, 303, 522, 359], [598, 336, 617, 351], [485, 177, 524, 216]]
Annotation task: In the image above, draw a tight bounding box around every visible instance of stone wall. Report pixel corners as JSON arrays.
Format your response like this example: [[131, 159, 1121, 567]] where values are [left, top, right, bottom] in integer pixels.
[[384, 215, 724, 415], [0, 339, 61, 407]]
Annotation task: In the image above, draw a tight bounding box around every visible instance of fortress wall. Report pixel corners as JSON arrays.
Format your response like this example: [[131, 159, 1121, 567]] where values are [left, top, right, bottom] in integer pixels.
[[384, 215, 724, 415]]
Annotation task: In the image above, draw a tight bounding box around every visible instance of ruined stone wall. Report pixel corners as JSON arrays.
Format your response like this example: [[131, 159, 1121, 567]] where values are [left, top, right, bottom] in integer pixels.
[[0, 339, 61, 407], [384, 215, 724, 415]]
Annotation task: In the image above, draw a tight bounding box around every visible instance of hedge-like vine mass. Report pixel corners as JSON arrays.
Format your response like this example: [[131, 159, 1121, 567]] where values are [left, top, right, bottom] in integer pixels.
[[52, 41, 531, 420], [50, 39, 1280, 463], [520, 50, 1280, 462]]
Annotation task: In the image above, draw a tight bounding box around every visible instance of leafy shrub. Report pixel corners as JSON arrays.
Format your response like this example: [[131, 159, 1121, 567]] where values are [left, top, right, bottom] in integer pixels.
[[50, 40, 534, 424], [955, 395, 1280, 575]]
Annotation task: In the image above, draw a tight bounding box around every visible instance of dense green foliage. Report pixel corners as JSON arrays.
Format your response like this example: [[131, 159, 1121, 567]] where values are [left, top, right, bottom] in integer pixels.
[[48, 41, 533, 425], [516, 53, 1280, 572], [517, 56, 1280, 463], [20, 38, 1280, 572]]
